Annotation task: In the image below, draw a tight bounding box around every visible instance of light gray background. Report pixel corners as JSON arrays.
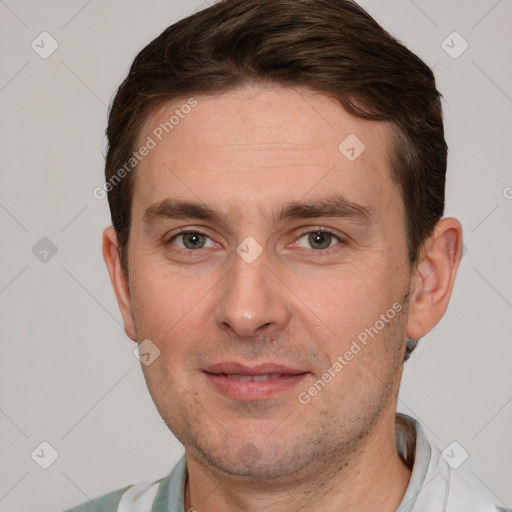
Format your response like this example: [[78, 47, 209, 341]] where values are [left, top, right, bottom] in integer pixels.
[[1, 0, 511, 510]]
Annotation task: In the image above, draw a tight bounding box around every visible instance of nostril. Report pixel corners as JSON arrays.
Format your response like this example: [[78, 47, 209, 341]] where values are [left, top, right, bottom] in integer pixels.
[[257, 322, 272, 334]]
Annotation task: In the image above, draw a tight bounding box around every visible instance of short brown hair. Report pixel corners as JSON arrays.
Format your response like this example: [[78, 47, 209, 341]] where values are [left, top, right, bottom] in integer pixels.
[[105, 0, 446, 275]]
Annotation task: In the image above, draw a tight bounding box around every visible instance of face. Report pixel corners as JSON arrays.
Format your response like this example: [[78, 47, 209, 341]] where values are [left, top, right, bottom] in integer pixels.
[[119, 86, 415, 483]]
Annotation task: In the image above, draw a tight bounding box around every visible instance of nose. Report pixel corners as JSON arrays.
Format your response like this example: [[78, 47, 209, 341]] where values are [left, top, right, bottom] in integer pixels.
[[214, 249, 291, 338]]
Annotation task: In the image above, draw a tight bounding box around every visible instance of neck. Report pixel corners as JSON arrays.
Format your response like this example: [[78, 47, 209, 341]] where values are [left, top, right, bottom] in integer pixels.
[[184, 410, 412, 512]]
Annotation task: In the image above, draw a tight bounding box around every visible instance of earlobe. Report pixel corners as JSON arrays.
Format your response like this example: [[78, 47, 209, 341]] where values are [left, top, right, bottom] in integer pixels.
[[102, 226, 137, 341], [406, 217, 463, 340]]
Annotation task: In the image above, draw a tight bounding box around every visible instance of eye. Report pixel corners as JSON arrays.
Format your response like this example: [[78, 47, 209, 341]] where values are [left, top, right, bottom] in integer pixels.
[[170, 230, 216, 250], [295, 230, 342, 250]]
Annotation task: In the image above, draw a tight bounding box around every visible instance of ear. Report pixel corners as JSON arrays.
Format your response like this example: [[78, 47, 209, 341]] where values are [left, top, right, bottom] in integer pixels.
[[406, 217, 463, 339], [102, 226, 137, 341]]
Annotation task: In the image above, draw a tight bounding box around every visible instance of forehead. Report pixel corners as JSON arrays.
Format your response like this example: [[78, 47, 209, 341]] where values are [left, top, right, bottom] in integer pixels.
[[132, 85, 400, 221]]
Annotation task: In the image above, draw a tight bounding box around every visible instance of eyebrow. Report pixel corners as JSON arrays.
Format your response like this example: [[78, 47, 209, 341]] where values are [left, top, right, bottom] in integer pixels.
[[274, 195, 373, 225], [142, 194, 373, 228], [143, 200, 223, 226]]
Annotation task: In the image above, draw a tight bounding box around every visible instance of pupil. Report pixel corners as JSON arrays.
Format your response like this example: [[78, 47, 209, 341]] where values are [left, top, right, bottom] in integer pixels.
[[185, 233, 204, 248], [308, 231, 331, 249]]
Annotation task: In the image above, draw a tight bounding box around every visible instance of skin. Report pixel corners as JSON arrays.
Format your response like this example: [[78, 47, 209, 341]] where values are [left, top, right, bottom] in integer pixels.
[[103, 85, 463, 512]]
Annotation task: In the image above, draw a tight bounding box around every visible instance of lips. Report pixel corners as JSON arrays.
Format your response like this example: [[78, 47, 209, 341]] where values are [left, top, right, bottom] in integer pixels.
[[203, 362, 308, 401]]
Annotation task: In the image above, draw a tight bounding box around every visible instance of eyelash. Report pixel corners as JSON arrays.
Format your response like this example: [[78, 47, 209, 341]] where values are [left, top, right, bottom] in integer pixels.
[[294, 227, 345, 252], [166, 228, 217, 250], [166, 227, 345, 254]]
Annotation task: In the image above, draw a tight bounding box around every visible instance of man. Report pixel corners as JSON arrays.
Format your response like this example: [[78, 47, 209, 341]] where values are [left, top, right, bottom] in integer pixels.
[[66, 0, 503, 510]]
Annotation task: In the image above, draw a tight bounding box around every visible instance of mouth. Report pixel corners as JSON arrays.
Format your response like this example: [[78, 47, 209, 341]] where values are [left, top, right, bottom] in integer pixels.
[[203, 362, 309, 401], [220, 373, 285, 382]]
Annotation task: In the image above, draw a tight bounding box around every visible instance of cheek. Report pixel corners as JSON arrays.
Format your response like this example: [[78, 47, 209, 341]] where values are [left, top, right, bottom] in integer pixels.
[[131, 252, 218, 316], [292, 260, 403, 339], [129, 259, 226, 378]]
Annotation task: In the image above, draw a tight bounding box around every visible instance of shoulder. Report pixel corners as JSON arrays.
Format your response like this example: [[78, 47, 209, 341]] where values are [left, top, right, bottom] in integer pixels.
[[63, 484, 131, 512], [445, 467, 509, 512], [63, 456, 187, 512], [420, 442, 506, 512], [63, 480, 161, 512], [402, 416, 506, 512]]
